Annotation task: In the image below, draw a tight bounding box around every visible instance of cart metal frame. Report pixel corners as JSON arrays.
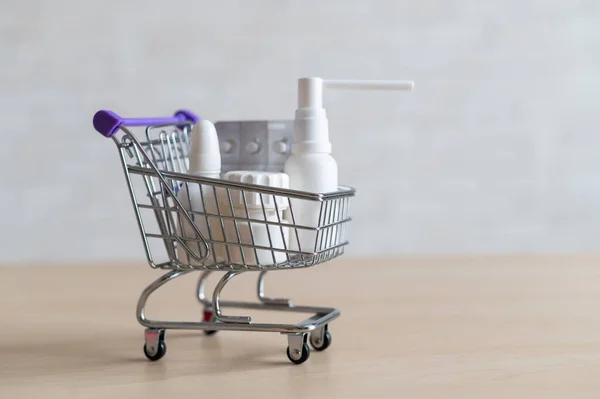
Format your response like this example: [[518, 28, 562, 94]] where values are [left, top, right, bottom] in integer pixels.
[[93, 109, 354, 364]]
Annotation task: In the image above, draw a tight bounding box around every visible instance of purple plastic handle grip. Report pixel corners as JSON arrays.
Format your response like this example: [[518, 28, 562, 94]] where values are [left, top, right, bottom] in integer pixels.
[[93, 109, 199, 137]]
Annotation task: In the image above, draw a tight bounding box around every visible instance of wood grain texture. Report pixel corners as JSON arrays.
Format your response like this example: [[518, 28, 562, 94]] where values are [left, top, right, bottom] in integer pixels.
[[1, 256, 600, 398]]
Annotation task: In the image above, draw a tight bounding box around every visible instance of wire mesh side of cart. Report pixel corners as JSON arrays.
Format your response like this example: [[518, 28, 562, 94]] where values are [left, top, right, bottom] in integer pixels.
[[113, 122, 355, 271]]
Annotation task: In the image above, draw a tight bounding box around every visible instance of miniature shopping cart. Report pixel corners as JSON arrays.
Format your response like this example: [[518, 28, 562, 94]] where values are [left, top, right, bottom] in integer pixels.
[[93, 109, 354, 365]]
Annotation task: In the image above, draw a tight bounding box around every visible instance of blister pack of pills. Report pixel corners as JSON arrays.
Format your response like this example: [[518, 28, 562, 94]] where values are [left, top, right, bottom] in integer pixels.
[[215, 120, 294, 174]]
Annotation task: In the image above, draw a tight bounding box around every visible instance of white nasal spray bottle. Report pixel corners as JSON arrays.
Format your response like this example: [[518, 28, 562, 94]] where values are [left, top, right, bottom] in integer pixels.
[[284, 78, 414, 253], [187, 120, 221, 177], [177, 119, 225, 265]]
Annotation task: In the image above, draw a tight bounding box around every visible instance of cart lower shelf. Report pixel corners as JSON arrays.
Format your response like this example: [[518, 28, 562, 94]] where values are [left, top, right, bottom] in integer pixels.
[[138, 269, 340, 365]]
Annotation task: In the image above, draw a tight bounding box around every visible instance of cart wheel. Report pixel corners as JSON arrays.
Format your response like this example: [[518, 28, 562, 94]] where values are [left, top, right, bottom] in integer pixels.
[[144, 340, 166, 361], [203, 308, 218, 336], [144, 328, 166, 361], [287, 342, 310, 365], [310, 325, 332, 351]]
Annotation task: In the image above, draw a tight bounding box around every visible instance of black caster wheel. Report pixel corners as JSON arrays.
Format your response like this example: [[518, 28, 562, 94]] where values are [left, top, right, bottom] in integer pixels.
[[287, 342, 310, 365], [203, 308, 218, 336], [144, 340, 166, 361], [310, 326, 332, 351]]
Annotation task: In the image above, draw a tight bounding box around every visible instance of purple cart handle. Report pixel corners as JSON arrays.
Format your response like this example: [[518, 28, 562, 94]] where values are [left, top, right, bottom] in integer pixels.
[[93, 109, 199, 138]]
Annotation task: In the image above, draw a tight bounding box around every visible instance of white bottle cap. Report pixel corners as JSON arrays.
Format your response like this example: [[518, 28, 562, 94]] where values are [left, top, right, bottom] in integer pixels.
[[188, 120, 221, 176], [293, 77, 414, 155], [224, 171, 289, 209]]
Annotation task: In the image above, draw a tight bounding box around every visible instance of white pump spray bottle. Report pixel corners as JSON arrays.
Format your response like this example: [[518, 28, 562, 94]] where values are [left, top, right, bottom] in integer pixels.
[[284, 78, 414, 253]]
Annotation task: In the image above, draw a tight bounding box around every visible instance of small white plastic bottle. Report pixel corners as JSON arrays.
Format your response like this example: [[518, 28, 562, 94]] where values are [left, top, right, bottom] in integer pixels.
[[176, 120, 225, 265], [284, 77, 414, 254], [284, 78, 337, 254], [222, 171, 290, 266]]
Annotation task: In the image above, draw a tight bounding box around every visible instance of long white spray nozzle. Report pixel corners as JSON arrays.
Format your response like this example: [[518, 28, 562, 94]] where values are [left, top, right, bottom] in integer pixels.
[[325, 79, 414, 91], [297, 77, 414, 108]]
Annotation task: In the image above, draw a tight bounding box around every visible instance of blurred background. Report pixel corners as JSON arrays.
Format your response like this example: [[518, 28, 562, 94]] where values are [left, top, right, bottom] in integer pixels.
[[1, 0, 599, 263]]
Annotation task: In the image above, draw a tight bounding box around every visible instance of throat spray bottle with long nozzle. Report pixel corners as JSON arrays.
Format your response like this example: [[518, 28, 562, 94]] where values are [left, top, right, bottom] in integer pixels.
[[284, 77, 414, 254]]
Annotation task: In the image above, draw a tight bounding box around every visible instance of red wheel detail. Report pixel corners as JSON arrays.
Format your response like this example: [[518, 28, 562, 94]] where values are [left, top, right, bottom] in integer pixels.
[[203, 310, 213, 322]]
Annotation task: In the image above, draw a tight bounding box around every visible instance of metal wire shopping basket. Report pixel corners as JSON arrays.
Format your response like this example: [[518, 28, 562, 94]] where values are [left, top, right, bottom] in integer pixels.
[[93, 109, 355, 364]]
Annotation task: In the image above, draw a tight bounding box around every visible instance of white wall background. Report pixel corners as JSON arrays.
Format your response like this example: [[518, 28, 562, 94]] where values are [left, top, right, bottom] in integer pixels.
[[1, 0, 599, 262]]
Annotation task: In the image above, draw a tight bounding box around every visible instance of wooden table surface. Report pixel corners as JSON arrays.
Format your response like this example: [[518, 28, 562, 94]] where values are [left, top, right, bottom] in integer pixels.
[[1, 256, 600, 398]]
